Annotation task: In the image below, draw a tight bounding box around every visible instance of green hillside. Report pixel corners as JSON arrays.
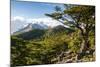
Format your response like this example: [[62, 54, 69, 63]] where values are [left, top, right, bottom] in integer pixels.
[[11, 26, 95, 66], [11, 5, 95, 66]]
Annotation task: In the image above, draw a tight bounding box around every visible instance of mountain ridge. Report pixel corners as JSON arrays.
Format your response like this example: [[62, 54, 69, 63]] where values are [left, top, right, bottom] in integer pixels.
[[12, 23, 74, 40], [13, 22, 70, 35]]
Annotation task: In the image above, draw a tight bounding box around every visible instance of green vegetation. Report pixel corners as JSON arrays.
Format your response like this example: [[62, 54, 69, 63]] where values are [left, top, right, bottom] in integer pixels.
[[11, 5, 95, 66]]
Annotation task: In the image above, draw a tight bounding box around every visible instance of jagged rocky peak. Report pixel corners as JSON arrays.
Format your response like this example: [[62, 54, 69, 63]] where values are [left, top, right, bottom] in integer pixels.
[[26, 23, 33, 28], [13, 22, 48, 35]]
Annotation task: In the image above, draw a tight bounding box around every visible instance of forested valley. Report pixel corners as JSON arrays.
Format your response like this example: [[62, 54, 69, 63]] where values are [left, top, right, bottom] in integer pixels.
[[11, 4, 95, 66]]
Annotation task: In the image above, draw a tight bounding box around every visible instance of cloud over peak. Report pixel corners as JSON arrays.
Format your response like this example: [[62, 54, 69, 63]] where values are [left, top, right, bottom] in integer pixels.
[[11, 16, 68, 33]]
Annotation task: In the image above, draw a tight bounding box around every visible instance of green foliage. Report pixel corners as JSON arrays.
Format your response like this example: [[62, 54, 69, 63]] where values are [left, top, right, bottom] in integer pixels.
[[15, 29, 47, 40], [11, 4, 95, 66], [45, 4, 95, 58], [67, 30, 82, 53]]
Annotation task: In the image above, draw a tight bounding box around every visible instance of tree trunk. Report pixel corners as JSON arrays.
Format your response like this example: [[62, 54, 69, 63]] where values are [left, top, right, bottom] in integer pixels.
[[80, 37, 89, 53], [77, 28, 90, 60]]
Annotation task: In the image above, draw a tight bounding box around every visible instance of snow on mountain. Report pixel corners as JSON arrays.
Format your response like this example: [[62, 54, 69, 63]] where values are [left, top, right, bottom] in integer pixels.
[[27, 18, 64, 27], [11, 16, 69, 34], [13, 23, 48, 34]]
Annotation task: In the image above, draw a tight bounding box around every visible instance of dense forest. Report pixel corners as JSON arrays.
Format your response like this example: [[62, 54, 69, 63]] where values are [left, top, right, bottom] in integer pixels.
[[11, 4, 95, 66]]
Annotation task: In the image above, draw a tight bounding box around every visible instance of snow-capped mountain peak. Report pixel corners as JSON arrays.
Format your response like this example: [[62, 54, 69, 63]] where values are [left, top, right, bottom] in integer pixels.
[[13, 23, 48, 35]]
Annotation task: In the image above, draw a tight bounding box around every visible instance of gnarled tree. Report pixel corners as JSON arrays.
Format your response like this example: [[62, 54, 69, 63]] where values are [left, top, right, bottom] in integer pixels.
[[45, 5, 95, 55]]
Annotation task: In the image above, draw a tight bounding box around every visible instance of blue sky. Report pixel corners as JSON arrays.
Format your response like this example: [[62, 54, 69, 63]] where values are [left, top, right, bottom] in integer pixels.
[[11, 0, 69, 33], [11, 0, 64, 18]]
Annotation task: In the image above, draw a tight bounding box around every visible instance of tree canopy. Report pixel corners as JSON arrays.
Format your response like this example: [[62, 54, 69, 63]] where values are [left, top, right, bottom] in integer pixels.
[[11, 4, 95, 66]]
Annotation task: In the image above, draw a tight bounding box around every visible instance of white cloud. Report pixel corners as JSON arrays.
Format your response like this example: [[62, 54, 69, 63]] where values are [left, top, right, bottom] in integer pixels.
[[11, 16, 63, 27], [11, 16, 27, 33], [11, 16, 69, 33], [11, 16, 25, 22], [27, 18, 63, 27]]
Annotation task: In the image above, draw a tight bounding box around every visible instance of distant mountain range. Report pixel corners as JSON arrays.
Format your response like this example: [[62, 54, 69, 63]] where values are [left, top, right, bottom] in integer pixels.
[[13, 22, 70, 34], [13, 23, 48, 35], [12, 23, 74, 40]]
